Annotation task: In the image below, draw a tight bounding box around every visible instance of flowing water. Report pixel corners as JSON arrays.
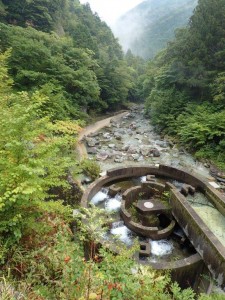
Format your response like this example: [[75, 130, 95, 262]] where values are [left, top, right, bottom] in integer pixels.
[[90, 180, 196, 261]]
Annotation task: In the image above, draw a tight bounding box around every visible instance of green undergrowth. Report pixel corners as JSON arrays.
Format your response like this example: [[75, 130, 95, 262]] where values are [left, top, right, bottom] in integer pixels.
[[1, 205, 224, 300]]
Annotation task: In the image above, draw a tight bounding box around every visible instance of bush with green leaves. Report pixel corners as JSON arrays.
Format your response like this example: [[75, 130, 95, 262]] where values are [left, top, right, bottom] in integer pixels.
[[80, 159, 101, 180], [1, 206, 223, 300], [0, 51, 80, 250]]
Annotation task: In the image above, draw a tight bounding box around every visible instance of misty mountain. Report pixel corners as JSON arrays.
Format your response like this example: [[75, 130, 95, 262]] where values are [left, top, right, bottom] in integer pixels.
[[113, 0, 197, 59]]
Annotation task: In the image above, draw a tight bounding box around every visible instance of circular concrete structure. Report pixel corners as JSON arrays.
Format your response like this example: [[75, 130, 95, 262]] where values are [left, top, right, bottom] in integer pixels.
[[81, 164, 225, 289], [120, 182, 175, 240]]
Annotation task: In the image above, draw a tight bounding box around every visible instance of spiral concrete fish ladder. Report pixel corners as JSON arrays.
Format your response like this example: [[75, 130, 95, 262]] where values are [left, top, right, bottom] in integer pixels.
[[81, 164, 225, 289]]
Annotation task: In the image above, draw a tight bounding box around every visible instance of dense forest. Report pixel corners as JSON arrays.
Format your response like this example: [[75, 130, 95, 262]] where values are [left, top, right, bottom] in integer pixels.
[[0, 0, 224, 299], [0, 0, 144, 118], [142, 0, 225, 171], [114, 0, 197, 59]]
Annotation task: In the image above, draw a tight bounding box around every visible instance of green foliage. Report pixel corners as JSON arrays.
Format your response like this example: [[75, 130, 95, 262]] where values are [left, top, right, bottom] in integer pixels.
[[0, 0, 136, 113], [170, 282, 196, 300], [0, 23, 101, 118], [199, 294, 225, 300], [141, 0, 225, 171], [80, 159, 100, 180], [1, 0, 68, 32], [212, 72, 225, 104], [0, 52, 77, 249], [1, 206, 216, 300]]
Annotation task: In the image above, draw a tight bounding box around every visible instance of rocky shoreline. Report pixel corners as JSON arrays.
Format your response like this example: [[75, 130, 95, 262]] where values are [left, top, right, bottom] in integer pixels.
[[80, 105, 225, 191]]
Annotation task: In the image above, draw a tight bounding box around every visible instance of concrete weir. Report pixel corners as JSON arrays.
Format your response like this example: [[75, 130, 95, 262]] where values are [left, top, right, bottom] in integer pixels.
[[81, 164, 225, 288]]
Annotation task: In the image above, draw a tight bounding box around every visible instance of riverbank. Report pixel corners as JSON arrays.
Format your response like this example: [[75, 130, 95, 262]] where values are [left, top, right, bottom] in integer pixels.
[[77, 110, 129, 159]]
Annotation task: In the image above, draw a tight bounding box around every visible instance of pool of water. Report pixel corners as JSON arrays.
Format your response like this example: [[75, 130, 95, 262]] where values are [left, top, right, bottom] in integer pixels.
[[187, 193, 225, 246]]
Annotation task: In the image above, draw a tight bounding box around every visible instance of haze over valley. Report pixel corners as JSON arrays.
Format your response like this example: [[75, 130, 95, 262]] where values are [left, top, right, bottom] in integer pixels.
[[113, 0, 198, 59]]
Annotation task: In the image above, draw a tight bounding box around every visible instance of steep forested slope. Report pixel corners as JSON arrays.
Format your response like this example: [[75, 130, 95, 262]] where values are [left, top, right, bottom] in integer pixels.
[[114, 0, 197, 59], [0, 0, 139, 117], [0, 0, 144, 260], [142, 0, 225, 170]]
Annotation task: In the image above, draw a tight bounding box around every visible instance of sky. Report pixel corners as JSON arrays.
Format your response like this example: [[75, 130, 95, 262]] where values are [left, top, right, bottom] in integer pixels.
[[79, 0, 144, 26]]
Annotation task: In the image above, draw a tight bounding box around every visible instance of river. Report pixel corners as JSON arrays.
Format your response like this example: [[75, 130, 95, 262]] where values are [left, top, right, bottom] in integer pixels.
[[81, 105, 216, 180]]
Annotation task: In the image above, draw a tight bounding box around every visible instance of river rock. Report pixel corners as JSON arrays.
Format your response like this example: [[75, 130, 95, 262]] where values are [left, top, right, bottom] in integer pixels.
[[138, 155, 144, 162], [96, 151, 108, 161], [136, 129, 145, 135], [112, 122, 121, 128], [135, 135, 141, 140], [114, 132, 122, 140], [122, 145, 129, 151], [123, 113, 130, 119], [86, 138, 97, 147], [129, 122, 137, 130], [125, 128, 133, 135], [104, 150, 116, 159], [103, 132, 112, 140], [140, 146, 151, 156], [108, 144, 115, 149], [87, 147, 97, 155], [108, 184, 121, 197], [152, 148, 161, 157], [132, 154, 140, 161], [127, 145, 140, 154], [204, 163, 210, 168], [81, 177, 93, 184], [114, 156, 124, 163], [88, 132, 100, 138], [155, 140, 168, 148]]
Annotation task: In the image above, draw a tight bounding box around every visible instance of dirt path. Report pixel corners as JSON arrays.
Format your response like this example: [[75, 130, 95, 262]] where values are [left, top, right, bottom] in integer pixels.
[[77, 111, 129, 159]]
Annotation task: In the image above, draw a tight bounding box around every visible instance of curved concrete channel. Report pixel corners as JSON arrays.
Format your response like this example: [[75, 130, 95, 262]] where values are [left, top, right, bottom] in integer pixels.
[[81, 165, 225, 289]]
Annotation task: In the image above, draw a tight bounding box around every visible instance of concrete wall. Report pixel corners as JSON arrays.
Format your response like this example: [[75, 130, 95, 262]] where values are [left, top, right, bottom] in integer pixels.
[[170, 187, 225, 288], [82, 165, 225, 216], [138, 253, 204, 290]]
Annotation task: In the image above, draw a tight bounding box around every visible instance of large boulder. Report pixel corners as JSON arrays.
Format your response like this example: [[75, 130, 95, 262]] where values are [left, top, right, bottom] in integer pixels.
[[87, 147, 97, 155], [114, 132, 122, 140], [140, 146, 151, 156], [155, 140, 168, 148], [127, 145, 140, 154], [114, 156, 124, 163], [102, 132, 112, 140], [151, 148, 160, 157], [96, 151, 109, 161]]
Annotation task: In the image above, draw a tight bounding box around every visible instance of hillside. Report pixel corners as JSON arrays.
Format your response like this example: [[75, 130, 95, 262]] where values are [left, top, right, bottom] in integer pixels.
[[0, 0, 142, 117], [113, 0, 197, 59], [142, 0, 225, 170]]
